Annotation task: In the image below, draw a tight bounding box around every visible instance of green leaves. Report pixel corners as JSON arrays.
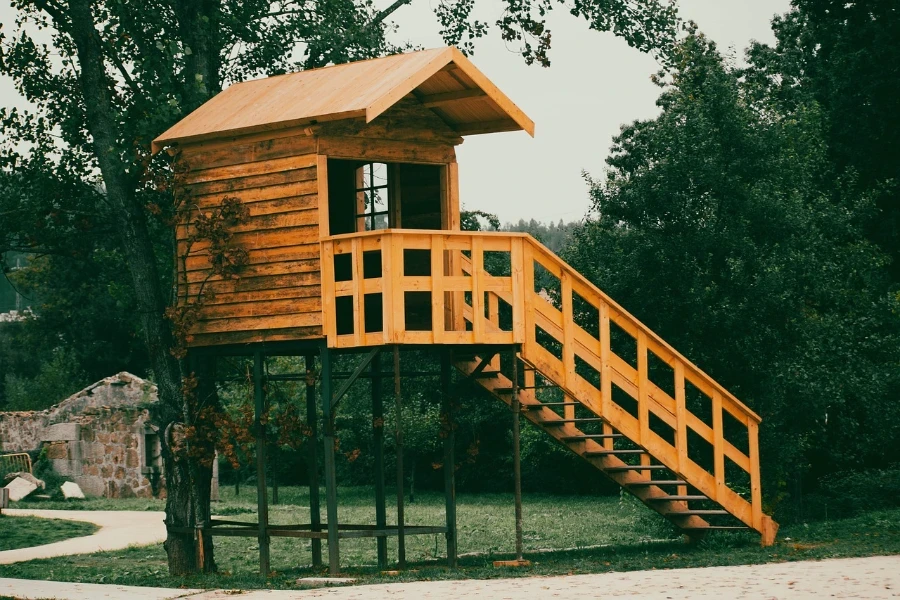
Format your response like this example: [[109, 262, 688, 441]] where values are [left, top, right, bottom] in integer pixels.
[[564, 28, 900, 518]]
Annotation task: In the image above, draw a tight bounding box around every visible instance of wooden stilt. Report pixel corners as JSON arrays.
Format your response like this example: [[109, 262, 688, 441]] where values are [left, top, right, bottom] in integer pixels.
[[441, 348, 457, 569], [321, 347, 340, 575], [510, 349, 524, 563], [372, 352, 388, 568], [253, 351, 271, 576], [305, 354, 322, 569], [393, 345, 406, 569]]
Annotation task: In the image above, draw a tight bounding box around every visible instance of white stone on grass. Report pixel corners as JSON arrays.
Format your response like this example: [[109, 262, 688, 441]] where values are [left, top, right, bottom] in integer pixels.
[[4, 476, 38, 501], [61, 481, 86, 499]]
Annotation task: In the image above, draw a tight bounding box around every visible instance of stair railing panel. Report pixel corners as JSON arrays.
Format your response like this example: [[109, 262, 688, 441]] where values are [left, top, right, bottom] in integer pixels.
[[322, 230, 520, 348], [510, 236, 763, 529]]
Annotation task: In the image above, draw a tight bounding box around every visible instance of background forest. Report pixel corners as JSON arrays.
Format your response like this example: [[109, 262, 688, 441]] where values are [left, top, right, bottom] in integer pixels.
[[2, 0, 899, 526]]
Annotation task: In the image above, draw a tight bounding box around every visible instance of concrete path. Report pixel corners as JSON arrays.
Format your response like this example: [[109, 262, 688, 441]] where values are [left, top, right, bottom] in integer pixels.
[[1, 555, 899, 599], [0, 509, 166, 565]]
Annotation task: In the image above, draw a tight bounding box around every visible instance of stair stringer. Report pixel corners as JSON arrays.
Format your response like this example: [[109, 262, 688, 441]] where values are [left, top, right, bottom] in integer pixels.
[[454, 357, 713, 533]]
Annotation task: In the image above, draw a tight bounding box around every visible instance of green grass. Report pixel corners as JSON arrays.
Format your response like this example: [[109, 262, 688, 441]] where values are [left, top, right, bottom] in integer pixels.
[[0, 515, 99, 551], [0, 487, 898, 590]]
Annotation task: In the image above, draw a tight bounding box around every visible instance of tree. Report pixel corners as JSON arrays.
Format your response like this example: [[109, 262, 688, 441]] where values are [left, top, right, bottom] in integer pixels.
[[564, 29, 900, 517], [0, 0, 680, 575], [744, 0, 900, 278]]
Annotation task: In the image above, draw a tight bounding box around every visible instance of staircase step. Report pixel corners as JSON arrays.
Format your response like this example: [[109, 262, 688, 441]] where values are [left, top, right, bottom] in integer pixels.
[[583, 449, 647, 457], [540, 418, 605, 426], [561, 434, 624, 441], [665, 509, 730, 516], [495, 385, 559, 393], [627, 480, 687, 487], [472, 370, 501, 379], [681, 526, 750, 531], [646, 495, 708, 502], [523, 402, 579, 408], [604, 464, 667, 472]]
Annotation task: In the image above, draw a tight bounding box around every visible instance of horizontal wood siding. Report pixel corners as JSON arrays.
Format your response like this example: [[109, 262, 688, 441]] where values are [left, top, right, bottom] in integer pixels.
[[176, 133, 323, 346]]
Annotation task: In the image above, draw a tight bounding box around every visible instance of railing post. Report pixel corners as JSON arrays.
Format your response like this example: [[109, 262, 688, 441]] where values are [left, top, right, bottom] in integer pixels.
[[637, 332, 649, 446], [522, 242, 536, 351], [352, 237, 364, 346], [471, 236, 484, 342], [748, 420, 763, 530], [599, 302, 612, 418], [510, 238, 526, 344], [431, 234, 445, 344], [674, 362, 687, 476], [381, 234, 394, 344], [391, 233, 405, 343], [712, 391, 725, 503], [561, 271, 575, 395], [321, 240, 336, 346]]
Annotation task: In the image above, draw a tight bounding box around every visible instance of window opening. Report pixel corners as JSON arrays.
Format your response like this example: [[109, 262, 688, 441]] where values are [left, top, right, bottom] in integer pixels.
[[356, 162, 390, 231]]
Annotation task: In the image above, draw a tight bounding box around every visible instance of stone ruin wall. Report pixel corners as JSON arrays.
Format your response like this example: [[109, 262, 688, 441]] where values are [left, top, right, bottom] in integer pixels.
[[0, 372, 162, 498]]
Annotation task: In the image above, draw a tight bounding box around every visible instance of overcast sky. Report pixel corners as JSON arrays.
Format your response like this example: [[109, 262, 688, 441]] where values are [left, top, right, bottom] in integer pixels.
[[0, 0, 791, 224]]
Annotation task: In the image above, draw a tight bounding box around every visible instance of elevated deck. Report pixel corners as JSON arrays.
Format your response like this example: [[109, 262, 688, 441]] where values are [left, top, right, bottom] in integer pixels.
[[321, 229, 777, 544]]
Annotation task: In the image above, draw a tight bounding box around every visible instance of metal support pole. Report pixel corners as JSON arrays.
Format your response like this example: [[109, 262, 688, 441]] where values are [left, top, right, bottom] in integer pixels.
[[372, 352, 388, 568], [441, 348, 457, 568], [511, 348, 524, 562], [305, 354, 322, 568], [253, 351, 271, 576], [393, 345, 406, 569], [321, 347, 340, 575]]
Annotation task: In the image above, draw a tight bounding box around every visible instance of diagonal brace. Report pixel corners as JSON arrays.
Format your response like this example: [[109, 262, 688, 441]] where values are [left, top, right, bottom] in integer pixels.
[[331, 348, 381, 413], [456, 351, 499, 390]]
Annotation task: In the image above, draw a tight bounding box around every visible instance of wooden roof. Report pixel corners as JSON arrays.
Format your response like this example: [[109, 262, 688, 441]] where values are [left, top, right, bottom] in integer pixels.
[[152, 47, 534, 153]]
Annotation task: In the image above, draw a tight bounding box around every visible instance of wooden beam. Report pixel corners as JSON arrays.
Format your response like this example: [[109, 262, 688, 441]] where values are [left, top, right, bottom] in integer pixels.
[[420, 88, 486, 108], [453, 119, 522, 137], [372, 353, 388, 568], [304, 355, 322, 568], [253, 351, 271, 576]]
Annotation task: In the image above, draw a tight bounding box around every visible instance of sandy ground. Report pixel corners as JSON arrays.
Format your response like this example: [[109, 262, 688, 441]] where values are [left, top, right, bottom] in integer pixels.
[[0, 508, 166, 564], [0, 555, 899, 599], [0, 510, 897, 598]]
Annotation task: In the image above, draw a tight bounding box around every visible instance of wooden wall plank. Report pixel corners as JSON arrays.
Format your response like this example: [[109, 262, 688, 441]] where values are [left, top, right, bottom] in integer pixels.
[[185, 167, 316, 196], [183, 154, 318, 185], [178, 134, 317, 170]]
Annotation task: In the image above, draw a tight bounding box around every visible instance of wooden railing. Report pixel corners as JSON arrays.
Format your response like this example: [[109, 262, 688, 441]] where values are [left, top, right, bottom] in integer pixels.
[[321, 229, 771, 535]]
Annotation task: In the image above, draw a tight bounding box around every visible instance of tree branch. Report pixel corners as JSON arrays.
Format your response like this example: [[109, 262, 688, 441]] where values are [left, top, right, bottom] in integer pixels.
[[371, 0, 414, 28]]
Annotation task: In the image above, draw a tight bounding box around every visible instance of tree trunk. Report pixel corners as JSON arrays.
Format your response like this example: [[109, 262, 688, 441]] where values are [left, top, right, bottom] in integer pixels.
[[66, 0, 199, 575]]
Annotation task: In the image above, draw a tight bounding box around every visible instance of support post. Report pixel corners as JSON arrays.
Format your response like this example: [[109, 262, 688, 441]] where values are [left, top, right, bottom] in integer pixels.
[[393, 345, 406, 569], [321, 347, 340, 575], [253, 351, 270, 576], [372, 352, 388, 568], [441, 348, 457, 568], [511, 348, 524, 562], [305, 354, 322, 568]]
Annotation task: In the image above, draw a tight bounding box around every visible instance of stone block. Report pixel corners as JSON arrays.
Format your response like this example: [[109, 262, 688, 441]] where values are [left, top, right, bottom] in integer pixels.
[[125, 449, 140, 468], [45, 441, 68, 459], [5, 476, 38, 501], [43, 422, 80, 442], [75, 476, 104, 497], [51, 459, 74, 476], [61, 481, 85, 499]]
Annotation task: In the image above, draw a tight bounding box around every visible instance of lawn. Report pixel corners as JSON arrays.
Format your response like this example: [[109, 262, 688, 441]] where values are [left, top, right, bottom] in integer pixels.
[[0, 515, 98, 551], [1, 486, 898, 590]]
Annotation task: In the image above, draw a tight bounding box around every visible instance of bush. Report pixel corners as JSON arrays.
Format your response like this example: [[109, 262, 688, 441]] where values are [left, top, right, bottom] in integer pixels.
[[802, 466, 900, 521]]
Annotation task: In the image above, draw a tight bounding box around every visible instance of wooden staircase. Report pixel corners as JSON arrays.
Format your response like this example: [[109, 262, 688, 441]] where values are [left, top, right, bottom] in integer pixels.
[[321, 229, 778, 545], [456, 355, 773, 542]]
